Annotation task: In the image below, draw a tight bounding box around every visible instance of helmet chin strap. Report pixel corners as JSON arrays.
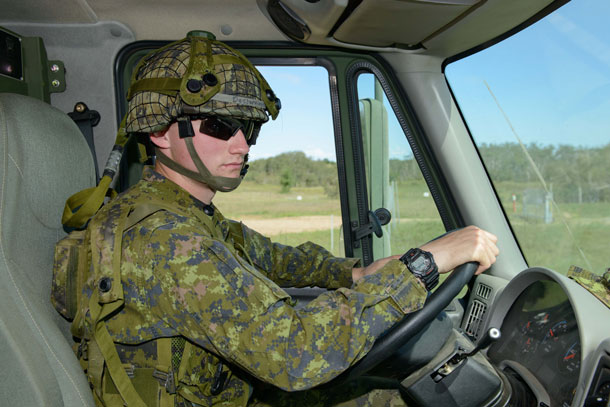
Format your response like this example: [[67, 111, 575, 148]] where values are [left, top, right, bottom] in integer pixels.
[[154, 120, 245, 193]]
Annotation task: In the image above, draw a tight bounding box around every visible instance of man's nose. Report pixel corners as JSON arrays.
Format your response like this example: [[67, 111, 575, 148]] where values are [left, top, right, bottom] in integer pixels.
[[230, 130, 250, 154]]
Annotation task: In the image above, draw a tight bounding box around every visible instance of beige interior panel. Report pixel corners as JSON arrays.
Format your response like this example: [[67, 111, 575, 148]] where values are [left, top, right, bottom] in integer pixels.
[[89, 0, 286, 41], [423, 0, 557, 56], [0, 0, 97, 24], [333, 0, 480, 47]]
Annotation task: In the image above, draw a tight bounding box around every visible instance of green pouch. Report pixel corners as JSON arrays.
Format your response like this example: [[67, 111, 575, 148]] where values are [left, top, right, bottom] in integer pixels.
[[567, 265, 610, 309], [51, 229, 88, 320]]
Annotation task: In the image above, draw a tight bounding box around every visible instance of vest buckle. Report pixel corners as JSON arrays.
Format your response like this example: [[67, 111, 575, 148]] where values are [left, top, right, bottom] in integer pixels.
[[152, 367, 176, 394]]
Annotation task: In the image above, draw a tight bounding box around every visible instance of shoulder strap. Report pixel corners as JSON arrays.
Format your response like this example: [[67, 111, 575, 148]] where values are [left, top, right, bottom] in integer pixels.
[[89, 296, 149, 406], [124, 202, 170, 231], [86, 205, 148, 406], [62, 117, 129, 229]]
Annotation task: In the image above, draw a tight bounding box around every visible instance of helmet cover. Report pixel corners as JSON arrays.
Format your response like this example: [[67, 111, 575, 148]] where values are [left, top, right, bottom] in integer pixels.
[[125, 31, 280, 133]]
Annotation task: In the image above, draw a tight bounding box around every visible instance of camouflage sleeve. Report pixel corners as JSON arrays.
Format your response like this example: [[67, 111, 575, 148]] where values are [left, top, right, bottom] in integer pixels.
[[147, 223, 427, 392], [232, 220, 359, 289]]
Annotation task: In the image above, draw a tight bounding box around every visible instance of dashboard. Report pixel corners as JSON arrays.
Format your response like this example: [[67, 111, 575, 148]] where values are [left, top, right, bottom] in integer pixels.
[[474, 268, 610, 407]]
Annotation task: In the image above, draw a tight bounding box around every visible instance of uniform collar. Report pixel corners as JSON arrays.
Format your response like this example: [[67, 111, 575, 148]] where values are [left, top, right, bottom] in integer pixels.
[[141, 166, 216, 217]]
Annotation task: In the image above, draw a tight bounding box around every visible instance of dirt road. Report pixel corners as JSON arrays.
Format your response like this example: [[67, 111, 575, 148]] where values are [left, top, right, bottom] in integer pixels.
[[239, 216, 341, 236]]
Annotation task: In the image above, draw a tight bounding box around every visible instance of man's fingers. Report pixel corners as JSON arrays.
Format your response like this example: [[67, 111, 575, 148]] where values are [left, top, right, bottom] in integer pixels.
[[473, 232, 499, 274], [422, 226, 499, 274]]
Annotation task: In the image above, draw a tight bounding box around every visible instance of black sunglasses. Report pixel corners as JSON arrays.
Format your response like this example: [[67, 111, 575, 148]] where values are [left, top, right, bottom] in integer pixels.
[[198, 116, 257, 145]]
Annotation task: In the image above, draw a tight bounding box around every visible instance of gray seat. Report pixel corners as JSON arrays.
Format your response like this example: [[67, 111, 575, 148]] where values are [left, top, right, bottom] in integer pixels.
[[0, 93, 96, 406]]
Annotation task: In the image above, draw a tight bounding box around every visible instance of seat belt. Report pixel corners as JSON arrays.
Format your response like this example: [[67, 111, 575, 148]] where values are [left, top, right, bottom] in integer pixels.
[[68, 102, 101, 181]]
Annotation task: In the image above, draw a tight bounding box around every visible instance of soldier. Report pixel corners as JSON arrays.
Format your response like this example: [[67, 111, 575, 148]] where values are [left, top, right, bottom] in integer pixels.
[[73, 31, 499, 407]]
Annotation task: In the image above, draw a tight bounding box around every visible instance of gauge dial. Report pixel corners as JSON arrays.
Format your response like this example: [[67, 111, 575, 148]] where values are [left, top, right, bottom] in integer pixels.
[[541, 320, 568, 353], [534, 312, 550, 327], [559, 342, 580, 374], [520, 320, 538, 354]]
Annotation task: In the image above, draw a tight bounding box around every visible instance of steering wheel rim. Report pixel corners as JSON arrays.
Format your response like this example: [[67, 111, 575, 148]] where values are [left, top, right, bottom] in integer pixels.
[[342, 261, 478, 380]]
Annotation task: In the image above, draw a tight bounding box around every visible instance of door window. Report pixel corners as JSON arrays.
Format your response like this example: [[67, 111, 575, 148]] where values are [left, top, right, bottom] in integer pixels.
[[214, 65, 345, 256]]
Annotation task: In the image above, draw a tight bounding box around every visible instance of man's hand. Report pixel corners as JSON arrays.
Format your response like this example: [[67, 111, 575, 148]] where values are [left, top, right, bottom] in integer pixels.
[[352, 226, 499, 282], [420, 226, 499, 275]]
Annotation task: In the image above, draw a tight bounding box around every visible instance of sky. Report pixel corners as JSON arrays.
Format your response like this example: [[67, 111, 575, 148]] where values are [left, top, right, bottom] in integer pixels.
[[250, 66, 336, 161], [251, 66, 413, 161], [250, 0, 610, 162], [445, 0, 610, 149]]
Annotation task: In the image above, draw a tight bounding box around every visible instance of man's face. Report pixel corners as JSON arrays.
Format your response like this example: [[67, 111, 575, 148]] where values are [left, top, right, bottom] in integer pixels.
[[164, 118, 250, 179]]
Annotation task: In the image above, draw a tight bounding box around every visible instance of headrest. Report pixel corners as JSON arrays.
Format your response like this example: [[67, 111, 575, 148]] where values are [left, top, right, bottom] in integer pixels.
[[0, 93, 95, 229]]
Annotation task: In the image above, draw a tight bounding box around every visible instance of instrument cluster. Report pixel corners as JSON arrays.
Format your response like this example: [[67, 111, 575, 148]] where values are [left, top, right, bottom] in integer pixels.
[[487, 280, 580, 407]]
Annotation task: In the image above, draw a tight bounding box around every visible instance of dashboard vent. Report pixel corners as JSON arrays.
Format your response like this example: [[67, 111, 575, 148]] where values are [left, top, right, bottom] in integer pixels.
[[476, 283, 492, 300], [464, 299, 487, 339]]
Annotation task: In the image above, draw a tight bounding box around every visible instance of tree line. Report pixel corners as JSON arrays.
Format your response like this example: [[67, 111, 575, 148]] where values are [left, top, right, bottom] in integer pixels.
[[247, 151, 339, 196], [247, 143, 610, 202], [477, 142, 610, 203]]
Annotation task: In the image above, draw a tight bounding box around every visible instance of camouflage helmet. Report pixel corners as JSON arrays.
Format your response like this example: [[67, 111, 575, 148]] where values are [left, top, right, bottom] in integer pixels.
[[125, 30, 280, 133]]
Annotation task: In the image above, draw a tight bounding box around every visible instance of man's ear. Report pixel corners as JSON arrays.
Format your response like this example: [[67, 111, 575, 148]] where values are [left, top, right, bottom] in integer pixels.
[[149, 128, 171, 149]]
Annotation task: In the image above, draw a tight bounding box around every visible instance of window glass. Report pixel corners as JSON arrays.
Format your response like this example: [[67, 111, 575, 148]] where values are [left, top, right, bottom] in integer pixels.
[[446, 0, 610, 275], [214, 66, 344, 256], [356, 73, 445, 260]]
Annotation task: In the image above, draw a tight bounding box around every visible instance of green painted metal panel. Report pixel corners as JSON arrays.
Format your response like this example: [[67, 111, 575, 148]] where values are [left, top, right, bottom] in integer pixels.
[[0, 26, 65, 102]]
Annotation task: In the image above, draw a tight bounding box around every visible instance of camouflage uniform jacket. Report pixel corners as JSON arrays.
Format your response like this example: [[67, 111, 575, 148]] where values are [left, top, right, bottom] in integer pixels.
[[79, 167, 427, 406]]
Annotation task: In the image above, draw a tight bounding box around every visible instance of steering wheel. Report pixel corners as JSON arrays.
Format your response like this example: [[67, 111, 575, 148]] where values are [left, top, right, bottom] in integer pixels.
[[342, 262, 478, 380]]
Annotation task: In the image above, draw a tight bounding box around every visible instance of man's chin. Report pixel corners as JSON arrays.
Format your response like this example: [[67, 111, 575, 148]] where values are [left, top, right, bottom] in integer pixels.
[[224, 170, 243, 178]]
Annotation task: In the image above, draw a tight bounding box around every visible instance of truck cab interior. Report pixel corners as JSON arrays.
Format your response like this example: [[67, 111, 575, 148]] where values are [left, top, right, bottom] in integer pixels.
[[1, 0, 609, 406]]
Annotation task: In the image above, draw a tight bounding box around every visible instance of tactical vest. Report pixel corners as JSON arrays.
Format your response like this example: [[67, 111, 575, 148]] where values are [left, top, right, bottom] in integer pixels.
[[52, 199, 251, 407]]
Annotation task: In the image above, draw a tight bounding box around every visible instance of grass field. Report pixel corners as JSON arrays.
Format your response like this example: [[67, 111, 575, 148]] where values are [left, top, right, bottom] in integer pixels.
[[498, 183, 609, 275], [214, 183, 341, 218], [214, 179, 609, 276]]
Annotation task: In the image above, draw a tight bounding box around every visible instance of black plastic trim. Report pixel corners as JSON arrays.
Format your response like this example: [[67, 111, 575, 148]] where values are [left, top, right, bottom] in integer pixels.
[[346, 59, 464, 257], [326, 64, 355, 257], [371, 55, 465, 231], [345, 62, 372, 265], [327, 0, 364, 38]]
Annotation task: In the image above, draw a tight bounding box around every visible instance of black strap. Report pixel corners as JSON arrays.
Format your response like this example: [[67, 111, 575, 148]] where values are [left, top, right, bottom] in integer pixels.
[[68, 102, 101, 180]]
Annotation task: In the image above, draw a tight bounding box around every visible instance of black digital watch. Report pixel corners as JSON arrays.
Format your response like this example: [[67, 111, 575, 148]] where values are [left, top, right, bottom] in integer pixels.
[[399, 248, 439, 291]]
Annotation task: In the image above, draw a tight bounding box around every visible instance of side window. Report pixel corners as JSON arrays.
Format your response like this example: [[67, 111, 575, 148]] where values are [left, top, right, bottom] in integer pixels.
[[356, 73, 445, 259], [214, 65, 344, 256]]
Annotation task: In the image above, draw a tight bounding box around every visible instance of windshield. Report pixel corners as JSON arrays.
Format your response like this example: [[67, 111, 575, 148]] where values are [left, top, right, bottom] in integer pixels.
[[446, 0, 609, 276]]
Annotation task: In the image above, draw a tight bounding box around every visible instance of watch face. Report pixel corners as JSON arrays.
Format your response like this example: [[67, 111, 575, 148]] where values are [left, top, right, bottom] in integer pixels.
[[402, 249, 438, 291], [411, 254, 430, 272]]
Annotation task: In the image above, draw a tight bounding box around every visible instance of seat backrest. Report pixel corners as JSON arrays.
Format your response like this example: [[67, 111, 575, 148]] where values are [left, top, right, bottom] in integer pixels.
[[0, 93, 96, 406]]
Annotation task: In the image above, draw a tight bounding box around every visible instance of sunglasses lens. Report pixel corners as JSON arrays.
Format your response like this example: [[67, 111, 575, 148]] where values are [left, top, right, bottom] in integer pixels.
[[199, 117, 233, 140], [199, 116, 256, 144]]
